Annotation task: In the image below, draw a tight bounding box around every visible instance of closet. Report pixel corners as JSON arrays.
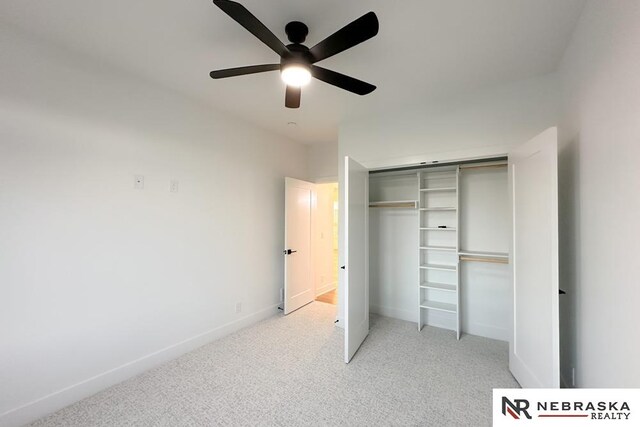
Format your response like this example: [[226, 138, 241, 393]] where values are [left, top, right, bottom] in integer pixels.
[[342, 127, 560, 388], [368, 160, 510, 341]]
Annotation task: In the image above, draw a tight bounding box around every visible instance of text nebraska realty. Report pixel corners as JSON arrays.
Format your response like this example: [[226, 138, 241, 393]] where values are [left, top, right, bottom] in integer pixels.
[[505, 397, 631, 420], [539, 400, 631, 420]]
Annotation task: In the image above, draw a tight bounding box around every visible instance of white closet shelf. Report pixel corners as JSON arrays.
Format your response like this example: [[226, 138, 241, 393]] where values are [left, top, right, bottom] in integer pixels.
[[419, 264, 457, 271], [458, 250, 508, 259], [369, 200, 418, 209], [419, 227, 457, 231], [418, 165, 461, 337], [419, 187, 457, 192], [420, 282, 457, 292], [419, 246, 457, 251], [419, 300, 457, 313]]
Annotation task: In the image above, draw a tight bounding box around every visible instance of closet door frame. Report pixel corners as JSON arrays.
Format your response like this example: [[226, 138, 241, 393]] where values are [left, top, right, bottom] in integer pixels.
[[344, 140, 559, 388]]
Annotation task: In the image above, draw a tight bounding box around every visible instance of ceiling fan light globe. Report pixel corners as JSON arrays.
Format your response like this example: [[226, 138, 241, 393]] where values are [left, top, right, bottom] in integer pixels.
[[281, 65, 312, 87]]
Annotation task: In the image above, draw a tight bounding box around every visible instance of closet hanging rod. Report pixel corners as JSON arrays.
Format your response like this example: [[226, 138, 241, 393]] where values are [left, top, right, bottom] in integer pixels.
[[459, 256, 509, 264], [459, 163, 507, 170], [369, 201, 418, 209], [369, 171, 418, 178]]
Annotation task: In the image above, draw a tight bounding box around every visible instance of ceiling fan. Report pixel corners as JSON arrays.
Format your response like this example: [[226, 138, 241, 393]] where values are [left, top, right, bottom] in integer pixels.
[[209, 0, 379, 108]]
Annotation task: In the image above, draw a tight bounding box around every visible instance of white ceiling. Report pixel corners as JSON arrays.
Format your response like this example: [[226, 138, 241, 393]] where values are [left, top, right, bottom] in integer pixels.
[[0, 0, 585, 144]]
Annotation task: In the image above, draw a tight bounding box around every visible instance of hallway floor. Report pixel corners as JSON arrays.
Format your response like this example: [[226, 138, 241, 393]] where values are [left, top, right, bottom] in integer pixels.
[[315, 288, 337, 305]]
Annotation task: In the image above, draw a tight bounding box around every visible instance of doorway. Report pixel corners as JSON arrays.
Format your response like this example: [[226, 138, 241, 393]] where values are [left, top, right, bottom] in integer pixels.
[[283, 179, 339, 315], [313, 183, 339, 305]]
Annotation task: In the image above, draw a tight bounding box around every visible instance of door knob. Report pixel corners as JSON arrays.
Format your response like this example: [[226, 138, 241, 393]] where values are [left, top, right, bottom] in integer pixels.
[[340, 265, 345, 270], [284, 249, 297, 255]]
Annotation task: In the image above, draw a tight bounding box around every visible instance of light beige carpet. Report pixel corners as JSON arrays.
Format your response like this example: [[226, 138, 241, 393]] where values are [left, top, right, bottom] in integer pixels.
[[29, 302, 517, 426]]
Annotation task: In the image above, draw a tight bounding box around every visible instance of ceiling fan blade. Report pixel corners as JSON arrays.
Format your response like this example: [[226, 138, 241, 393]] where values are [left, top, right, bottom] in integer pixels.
[[213, 0, 289, 57], [210, 64, 280, 79], [309, 12, 378, 63], [285, 86, 301, 108], [311, 66, 376, 95]]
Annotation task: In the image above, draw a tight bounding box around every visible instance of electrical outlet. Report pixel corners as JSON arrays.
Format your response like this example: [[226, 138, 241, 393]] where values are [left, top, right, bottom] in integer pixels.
[[134, 175, 144, 190], [170, 179, 179, 193], [235, 302, 242, 314], [279, 287, 284, 302]]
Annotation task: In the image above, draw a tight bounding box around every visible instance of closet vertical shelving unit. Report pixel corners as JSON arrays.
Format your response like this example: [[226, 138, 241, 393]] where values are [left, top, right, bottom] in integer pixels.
[[418, 166, 461, 339]]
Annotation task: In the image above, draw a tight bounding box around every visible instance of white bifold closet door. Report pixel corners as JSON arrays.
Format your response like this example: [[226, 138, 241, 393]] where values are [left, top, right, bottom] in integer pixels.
[[508, 127, 560, 388], [343, 156, 369, 363]]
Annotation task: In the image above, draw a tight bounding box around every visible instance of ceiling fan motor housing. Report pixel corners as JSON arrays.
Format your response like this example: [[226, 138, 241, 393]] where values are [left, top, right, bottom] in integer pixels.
[[282, 22, 313, 70], [281, 43, 313, 70], [285, 21, 308, 44]]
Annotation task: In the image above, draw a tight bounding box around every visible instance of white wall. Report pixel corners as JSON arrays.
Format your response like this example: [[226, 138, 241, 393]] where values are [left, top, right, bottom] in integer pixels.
[[557, 0, 640, 387], [0, 27, 308, 425], [337, 73, 561, 325], [307, 142, 338, 183], [369, 174, 419, 322], [459, 168, 510, 341], [339, 73, 560, 169]]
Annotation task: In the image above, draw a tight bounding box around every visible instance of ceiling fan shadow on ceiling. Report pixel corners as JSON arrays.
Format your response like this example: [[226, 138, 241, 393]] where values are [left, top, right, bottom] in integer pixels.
[[209, 0, 379, 108]]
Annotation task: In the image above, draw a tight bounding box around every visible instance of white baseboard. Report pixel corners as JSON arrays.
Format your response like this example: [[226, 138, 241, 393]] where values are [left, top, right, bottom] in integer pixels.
[[464, 322, 509, 342], [0, 304, 279, 427], [368, 305, 508, 341], [315, 282, 337, 297], [370, 304, 417, 323]]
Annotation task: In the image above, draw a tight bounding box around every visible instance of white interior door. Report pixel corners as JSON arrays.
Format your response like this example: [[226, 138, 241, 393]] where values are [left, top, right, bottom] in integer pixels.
[[508, 127, 560, 388], [284, 177, 314, 315], [344, 157, 369, 363]]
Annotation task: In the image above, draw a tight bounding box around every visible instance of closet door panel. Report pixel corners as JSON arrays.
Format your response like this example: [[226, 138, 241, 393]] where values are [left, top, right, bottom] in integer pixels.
[[508, 127, 560, 388], [344, 157, 369, 363]]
